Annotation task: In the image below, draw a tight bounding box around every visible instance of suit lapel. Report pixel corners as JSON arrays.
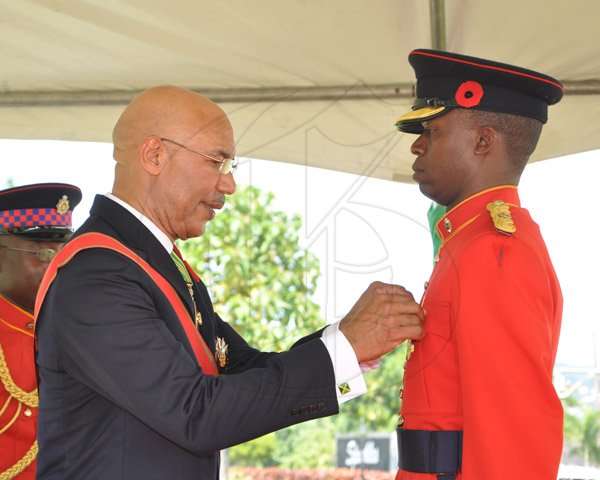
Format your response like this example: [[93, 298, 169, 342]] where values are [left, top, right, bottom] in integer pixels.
[[190, 279, 216, 354], [87, 195, 215, 355]]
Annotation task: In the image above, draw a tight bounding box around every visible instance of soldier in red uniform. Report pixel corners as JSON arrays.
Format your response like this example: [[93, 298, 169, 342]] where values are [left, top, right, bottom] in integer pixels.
[[394, 50, 564, 479], [0, 183, 80, 479]]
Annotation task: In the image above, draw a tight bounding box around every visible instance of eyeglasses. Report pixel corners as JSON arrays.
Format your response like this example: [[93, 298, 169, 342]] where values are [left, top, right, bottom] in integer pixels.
[[159, 137, 238, 175], [0, 245, 57, 262]]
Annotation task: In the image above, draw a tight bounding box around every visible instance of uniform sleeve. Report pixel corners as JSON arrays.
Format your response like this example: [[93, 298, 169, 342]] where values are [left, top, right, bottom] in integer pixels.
[[39, 249, 339, 455], [454, 234, 563, 479]]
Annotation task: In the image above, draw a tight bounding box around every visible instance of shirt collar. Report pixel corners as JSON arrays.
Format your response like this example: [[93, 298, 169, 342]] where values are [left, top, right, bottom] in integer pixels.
[[436, 185, 521, 245], [104, 193, 173, 253]]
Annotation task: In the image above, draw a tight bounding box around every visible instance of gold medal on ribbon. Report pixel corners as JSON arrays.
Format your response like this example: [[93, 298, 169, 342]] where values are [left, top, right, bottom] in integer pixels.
[[215, 337, 228, 369], [487, 200, 516, 235], [56, 195, 70, 215]]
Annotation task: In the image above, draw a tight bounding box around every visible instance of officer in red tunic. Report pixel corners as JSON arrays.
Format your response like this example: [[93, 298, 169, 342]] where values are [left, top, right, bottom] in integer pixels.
[[394, 50, 564, 479], [0, 183, 81, 479]]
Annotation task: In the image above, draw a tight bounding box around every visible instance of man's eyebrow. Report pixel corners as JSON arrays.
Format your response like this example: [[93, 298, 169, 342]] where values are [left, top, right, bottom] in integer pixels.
[[213, 148, 235, 159]]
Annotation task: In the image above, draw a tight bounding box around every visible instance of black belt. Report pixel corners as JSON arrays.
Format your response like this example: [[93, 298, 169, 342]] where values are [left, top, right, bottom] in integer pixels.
[[397, 428, 463, 479]]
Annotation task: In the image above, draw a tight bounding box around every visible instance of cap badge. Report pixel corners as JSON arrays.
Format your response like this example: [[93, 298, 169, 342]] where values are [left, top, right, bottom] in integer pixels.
[[487, 200, 516, 235], [215, 337, 228, 369], [455, 80, 484, 108], [56, 195, 70, 215]]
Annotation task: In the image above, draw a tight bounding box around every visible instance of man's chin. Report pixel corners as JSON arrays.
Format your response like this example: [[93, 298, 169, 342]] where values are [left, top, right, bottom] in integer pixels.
[[177, 220, 209, 241], [418, 184, 444, 205]]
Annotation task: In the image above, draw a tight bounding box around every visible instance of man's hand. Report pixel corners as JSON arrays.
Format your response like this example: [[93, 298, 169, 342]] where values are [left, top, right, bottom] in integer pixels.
[[339, 282, 424, 363]]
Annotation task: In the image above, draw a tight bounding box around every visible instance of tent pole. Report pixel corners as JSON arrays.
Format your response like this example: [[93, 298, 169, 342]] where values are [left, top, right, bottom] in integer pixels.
[[0, 80, 597, 108], [429, 0, 447, 51]]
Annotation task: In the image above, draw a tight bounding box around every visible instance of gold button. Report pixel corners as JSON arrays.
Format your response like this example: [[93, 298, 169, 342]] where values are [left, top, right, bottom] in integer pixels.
[[410, 344, 415, 354], [399, 388, 403, 399], [397, 414, 405, 426], [24, 409, 32, 417], [25, 322, 34, 330], [424, 281, 429, 290], [195, 311, 202, 326], [444, 217, 452, 233]]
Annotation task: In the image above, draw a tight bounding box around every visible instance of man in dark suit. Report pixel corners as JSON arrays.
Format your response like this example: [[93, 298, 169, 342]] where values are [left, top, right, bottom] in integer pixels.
[[34, 86, 424, 479]]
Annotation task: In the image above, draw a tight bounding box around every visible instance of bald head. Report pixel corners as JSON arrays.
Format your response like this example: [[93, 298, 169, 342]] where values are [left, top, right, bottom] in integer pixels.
[[113, 86, 229, 154]]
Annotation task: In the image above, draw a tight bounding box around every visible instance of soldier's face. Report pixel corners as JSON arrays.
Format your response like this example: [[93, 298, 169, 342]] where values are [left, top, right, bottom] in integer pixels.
[[0, 235, 64, 312], [410, 110, 480, 210]]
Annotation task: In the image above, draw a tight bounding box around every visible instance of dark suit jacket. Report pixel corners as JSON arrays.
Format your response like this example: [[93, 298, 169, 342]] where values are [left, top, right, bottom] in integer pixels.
[[35, 195, 338, 479]]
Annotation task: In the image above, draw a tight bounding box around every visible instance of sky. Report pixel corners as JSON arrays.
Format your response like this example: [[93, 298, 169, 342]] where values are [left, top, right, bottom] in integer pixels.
[[1, 139, 599, 375]]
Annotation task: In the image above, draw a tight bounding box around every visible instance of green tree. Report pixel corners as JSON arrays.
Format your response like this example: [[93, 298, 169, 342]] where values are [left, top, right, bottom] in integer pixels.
[[180, 185, 323, 351], [563, 395, 600, 467], [272, 417, 338, 468], [179, 184, 325, 466]]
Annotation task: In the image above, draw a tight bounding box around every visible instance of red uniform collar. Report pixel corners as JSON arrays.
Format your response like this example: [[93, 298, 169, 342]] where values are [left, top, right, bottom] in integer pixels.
[[0, 293, 34, 336], [435, 185, 520, 245]]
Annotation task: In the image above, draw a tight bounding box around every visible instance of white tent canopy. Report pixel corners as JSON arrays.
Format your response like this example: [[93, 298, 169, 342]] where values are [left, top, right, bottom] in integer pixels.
[[1, 0, 599, 182]]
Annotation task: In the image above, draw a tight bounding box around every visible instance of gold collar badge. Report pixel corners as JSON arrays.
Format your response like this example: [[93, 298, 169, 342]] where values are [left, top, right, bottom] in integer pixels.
[[56, 195, 70, 215], [487, 200, 516, 235], [215, 337, 228, 369]]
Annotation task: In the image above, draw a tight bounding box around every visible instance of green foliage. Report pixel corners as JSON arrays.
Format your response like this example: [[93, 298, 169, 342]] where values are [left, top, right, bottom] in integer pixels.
[[272, 417, 337, 469], [179, 185, 323, 351], [228, 433, 277, 467], [563, 396, 600, 467], [179, 184, 328, 467], [562, 395, 582, 444]]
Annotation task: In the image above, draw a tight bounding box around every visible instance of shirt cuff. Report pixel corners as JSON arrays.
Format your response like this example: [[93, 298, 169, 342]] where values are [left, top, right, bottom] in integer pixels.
[[320, 321, 368, 404]]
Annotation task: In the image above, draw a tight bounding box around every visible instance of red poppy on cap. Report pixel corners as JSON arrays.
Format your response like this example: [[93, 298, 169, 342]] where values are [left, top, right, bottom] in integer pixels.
[[455, 81, 484, 108]]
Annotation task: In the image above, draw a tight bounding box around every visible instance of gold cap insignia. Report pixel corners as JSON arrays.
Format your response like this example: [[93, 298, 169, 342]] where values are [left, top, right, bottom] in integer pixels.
[[215, 337, 228, 369], [487, 200, 516, 235], [56, 195, 70, 215]]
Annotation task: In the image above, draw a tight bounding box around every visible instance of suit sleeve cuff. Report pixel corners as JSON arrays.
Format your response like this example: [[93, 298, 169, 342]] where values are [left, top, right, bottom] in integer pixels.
[[320, 321, 367, 404]]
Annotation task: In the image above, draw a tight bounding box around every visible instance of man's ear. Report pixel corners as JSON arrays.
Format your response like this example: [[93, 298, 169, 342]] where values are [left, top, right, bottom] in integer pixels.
[[139, 136, 166, 175], [474, 126, 496, 155]]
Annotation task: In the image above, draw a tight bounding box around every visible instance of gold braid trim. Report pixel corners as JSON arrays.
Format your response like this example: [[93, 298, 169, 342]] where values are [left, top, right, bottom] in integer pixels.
[[0, 344, 38, 407], [0, 402, 20, 436], [0, 440, 37, 480]]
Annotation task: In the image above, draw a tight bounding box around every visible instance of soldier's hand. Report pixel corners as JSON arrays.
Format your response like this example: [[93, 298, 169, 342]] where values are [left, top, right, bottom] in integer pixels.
[[339, 281, 424, 363]]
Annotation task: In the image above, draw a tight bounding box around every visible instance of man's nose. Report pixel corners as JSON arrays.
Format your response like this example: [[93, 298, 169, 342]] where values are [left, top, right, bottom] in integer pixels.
[[410, 134, 426, 156], [216, 171, 236, 195]]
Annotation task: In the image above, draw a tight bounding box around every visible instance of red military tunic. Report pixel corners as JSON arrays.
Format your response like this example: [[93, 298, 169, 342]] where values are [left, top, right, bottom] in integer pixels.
[[0, 294, 38, 479], [397, 186, 563, 480]]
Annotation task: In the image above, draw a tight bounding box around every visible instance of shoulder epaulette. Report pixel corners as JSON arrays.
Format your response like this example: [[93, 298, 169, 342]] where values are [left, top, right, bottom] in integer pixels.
[[486, 200, 516, 235]]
